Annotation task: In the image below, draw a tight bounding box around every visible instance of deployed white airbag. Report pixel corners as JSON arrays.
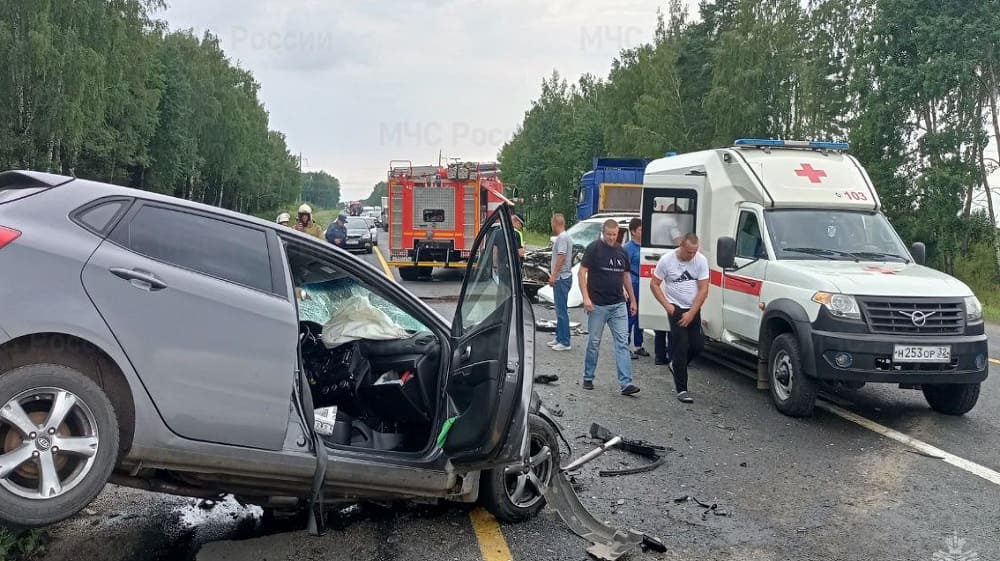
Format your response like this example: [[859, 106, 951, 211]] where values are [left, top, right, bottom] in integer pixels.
[[321, 295, 409, 347]]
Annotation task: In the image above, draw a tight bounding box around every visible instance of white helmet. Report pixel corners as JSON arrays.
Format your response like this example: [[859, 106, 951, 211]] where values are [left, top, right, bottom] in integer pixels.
[[298, 204, 312, 215], [276, 212, 290, 224]]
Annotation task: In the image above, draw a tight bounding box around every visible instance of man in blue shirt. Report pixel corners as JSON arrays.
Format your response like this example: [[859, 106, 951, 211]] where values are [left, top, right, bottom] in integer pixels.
[[325, 214, 349, 246], [623, 218, 649, 359]]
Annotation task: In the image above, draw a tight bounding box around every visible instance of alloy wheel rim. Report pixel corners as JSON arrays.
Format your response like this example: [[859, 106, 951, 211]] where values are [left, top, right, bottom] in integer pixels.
[[0, 387, 100, 500]]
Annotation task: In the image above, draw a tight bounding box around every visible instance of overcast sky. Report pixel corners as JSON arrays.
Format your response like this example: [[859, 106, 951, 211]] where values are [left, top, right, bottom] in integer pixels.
[[158, 0, 700, 200]]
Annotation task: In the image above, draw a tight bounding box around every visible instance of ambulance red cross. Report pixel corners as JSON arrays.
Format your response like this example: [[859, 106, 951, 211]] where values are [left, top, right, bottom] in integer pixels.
[[637, 139, 989, 417]]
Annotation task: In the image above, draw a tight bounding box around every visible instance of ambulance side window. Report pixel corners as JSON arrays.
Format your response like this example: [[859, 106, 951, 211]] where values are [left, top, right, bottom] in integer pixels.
[[735, 211, 766, 260], [642, 188, 697, 249]]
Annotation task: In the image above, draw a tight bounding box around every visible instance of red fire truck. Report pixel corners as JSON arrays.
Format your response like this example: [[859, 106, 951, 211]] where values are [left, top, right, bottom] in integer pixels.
[[385, 160, 511, 281]]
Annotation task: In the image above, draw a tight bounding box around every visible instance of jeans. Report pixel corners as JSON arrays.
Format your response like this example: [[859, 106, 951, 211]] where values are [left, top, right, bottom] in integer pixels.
[[667, 308, 704, 393], [628, 279, 643, 348], [553, 276, 572, 346], [583, 302, 633, 389]]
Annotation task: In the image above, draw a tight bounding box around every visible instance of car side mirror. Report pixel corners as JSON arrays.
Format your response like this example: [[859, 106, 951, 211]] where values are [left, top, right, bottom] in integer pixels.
[[910, 241, 926, 265], [717, 236, 737, 270]]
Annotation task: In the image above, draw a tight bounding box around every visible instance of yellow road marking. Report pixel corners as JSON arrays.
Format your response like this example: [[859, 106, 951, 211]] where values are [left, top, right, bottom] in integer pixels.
[[818, 402, 1000, 487], [990, 358, 1000, 366], [373, 246, 394, 280], [469, 507, 513, 561]]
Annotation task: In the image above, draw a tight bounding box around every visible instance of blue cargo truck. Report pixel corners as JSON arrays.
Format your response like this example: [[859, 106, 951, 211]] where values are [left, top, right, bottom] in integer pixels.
[[575, 157, 652, 220]]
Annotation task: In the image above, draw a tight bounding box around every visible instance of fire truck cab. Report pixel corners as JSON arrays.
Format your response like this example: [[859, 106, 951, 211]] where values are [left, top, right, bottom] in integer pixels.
[[385, 160, 509, 281]]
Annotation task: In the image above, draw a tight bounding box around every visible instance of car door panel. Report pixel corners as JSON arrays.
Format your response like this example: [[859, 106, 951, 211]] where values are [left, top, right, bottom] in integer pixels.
[[443, 206, 525, 468], [81, 205, 298, 450]]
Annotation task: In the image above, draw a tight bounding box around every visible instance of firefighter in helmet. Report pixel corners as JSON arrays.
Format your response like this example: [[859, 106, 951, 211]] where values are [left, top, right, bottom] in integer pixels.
[[294, 204, 324, 239]]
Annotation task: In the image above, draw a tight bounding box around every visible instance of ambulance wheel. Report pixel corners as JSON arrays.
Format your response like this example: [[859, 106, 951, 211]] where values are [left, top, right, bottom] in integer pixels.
[[922, 383, 980, 415], [399, 267, 420, 282], [768, 334, 817, 417], [480, 415, 559, 523]]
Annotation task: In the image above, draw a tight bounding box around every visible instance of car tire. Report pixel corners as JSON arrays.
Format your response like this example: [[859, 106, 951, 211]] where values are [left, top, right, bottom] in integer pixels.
[[522, 285, 540, 301], [768, 333, 817, 417], [0, 364, 120, 527], [399, 267, 420, 281], [480, 414, 560, 523], [922, 382, 980, 415]]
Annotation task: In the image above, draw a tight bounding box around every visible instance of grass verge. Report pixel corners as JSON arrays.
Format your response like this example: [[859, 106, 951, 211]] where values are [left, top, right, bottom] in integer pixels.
[[522, 229, 552, 249]]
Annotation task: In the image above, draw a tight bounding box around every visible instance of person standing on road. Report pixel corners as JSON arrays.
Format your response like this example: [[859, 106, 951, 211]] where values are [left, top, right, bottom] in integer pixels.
[[650, 233, 709, 403], [325, 213, 349, 247], [512, 212, 527, 260], [623, 218, 649, 360], [579, 219, 641, 396], [295, 204, 324, 239], [546, 213, 574, 351]]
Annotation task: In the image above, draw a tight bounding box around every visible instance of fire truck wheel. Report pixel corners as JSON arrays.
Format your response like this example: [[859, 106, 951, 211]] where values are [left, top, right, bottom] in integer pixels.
[[417, 266, 433, 279], [399, 267, 421, 282]]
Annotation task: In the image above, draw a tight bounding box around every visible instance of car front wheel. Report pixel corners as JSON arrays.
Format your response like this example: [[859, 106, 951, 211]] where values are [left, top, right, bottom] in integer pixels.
[[0, 364, 119, 527], [480, 414, 559, 523]]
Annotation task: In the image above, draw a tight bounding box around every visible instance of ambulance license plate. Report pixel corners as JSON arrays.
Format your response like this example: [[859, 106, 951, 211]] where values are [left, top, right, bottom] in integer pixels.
[[893, 345, 951, 363]]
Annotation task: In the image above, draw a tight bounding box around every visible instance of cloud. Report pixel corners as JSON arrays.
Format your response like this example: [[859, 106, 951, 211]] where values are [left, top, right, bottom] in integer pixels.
[[159, 0, 699, 199]]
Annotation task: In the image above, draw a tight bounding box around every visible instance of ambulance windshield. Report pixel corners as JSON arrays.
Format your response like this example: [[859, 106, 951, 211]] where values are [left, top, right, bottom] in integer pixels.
[[765, 210, 910, 262]]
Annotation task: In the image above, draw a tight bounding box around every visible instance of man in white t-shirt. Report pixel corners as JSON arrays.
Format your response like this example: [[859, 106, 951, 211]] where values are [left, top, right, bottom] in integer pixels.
[[649, 233, 709, 403]]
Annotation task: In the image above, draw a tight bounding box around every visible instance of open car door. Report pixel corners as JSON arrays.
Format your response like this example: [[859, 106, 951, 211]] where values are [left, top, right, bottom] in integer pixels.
[[442, 205, 528, 469]]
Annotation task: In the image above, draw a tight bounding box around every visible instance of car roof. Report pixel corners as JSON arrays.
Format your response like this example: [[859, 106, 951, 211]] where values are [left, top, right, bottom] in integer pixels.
[[579, 214, 637, 224], [8, 170, 326, 240]]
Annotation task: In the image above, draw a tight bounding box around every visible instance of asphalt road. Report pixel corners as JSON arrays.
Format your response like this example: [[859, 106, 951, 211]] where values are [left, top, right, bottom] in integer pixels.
[[38, 235, 1000, 561]]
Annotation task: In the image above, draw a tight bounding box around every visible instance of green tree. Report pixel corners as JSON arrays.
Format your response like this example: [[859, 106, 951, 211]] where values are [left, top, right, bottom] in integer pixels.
[[363, 181, 387, 206], [301, 171, 341, 209]]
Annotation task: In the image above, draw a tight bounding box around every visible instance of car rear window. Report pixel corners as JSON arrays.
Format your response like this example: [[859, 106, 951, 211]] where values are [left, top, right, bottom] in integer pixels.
[[0, 171, 72, 205], [118, 205, 273, 293]]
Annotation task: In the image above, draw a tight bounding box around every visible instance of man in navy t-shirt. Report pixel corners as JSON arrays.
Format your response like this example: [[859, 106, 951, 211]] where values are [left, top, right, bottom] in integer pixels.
[[579, 219, 640, 396]]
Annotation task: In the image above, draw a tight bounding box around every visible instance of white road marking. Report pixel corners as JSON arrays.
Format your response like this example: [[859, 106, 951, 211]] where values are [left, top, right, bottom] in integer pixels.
[[818, 401, 1000, 487]]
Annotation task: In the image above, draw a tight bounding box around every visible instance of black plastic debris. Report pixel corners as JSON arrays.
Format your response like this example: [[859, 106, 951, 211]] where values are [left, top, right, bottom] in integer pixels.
[[673, 495, 730, 520], [588, 423, 668, 477]]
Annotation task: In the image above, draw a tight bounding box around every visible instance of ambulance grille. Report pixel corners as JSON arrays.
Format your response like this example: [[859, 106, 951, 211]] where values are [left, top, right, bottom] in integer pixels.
[[858, 297, 965, 335]]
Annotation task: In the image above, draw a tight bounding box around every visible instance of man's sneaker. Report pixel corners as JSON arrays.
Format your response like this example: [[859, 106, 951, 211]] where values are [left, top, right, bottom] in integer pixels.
[[630, 351, 639, 360], [582, 380, 594, 390], [545, 339, 559, 347], [635, 347, 650, 357], [621, 384, 641, 396], [552, 343, 572, 351], [676, 391, 694, 403], [654, 356, 668, 365]]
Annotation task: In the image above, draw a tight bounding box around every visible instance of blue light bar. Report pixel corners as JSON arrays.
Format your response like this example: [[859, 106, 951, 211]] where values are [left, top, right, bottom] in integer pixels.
[[734, 138, 850, 151]]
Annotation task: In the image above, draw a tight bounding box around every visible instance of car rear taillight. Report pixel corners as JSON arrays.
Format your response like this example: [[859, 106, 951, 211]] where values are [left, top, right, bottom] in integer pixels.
[[0, 226, 21, 249]]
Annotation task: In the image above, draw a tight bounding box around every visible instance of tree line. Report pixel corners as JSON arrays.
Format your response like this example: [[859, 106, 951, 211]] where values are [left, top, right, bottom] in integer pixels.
[[0, 0, 309, 216], [499, 0, 1000, 284]]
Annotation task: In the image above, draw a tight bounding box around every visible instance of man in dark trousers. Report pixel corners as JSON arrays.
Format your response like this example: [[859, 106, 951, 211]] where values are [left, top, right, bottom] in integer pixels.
[[650, 233, 709, 403], [579, 219, 640, 396]]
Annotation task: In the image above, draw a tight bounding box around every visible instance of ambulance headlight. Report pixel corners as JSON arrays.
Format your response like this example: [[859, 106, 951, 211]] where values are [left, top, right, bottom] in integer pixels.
[[964, 295, 983, 323], [812, 292, 861, 320]]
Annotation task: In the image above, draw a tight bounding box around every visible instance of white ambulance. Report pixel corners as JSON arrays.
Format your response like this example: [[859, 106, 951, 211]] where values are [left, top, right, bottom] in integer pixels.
[[637, 139, 989, 416]]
